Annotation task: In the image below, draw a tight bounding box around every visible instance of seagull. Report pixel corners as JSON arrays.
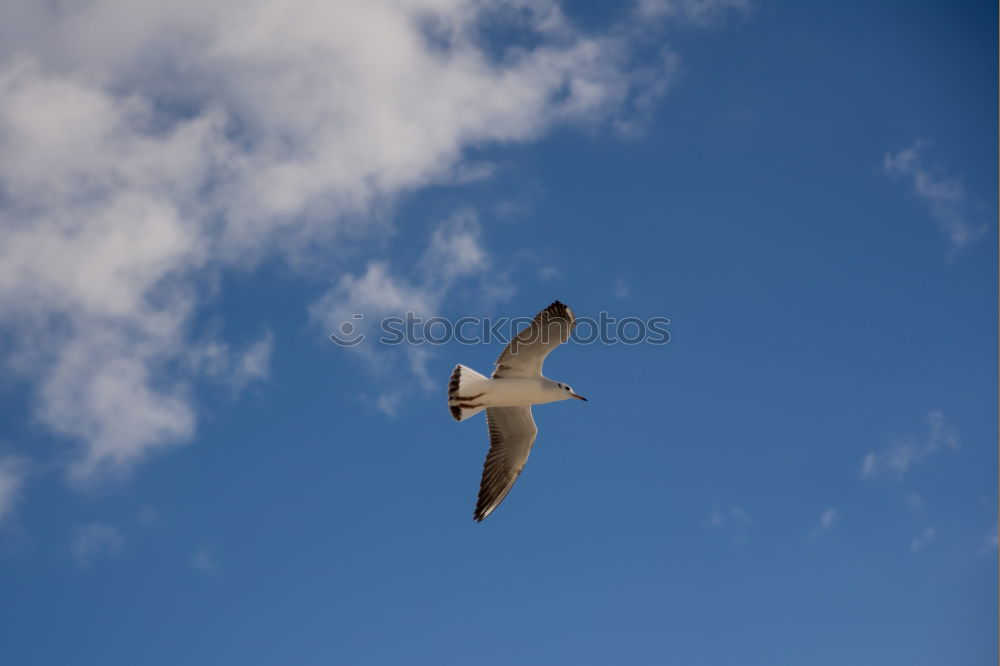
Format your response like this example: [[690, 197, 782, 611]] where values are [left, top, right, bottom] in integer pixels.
[[448, 300, 586, 522]]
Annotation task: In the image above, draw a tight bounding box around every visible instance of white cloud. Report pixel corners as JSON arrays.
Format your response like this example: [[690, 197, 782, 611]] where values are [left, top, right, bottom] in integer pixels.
[[236, 335, 274, 386], [188, 331, 275, 394], [192, 544, 219, 573], [910, 526, 935, 553], [636, 0, 752, 25], [613, 277, 630, 299], [41, 338, 197, 484], [71, 523, 124, 566], [883, 143, 986, 250], [0, 0, 743, 481], [537, 266, 563, 281], [375, 394, 403, 418], [861, 410, 958, 479], [419, 213, 490, 283], [311, 209, 501, 403], [708, 503, 751, 545], [978, 530, 998, 555], [728, 505, 751, 524], [356, 391, 406, 417], [708, 506, 725, 527], [0, 56, 239, 484], [818, 507, 838, 531], [0, 455, 29, 524]]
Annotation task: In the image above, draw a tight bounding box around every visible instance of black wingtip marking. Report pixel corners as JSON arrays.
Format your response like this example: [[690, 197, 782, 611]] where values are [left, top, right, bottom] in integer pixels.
[[544, 300, 572, 323]]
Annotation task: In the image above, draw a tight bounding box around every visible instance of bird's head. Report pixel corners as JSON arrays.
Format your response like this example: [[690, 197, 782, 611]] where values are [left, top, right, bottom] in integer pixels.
[[554, 381, 587, 402]]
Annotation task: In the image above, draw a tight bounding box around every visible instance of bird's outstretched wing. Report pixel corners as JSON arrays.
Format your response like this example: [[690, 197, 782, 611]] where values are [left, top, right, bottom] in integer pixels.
[[474, 406, 538, 521], [492, 300, 575, 378]]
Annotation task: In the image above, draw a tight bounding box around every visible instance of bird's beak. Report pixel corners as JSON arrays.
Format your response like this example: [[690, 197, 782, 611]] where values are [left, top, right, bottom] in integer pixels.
[[570, 393, 587, 401]]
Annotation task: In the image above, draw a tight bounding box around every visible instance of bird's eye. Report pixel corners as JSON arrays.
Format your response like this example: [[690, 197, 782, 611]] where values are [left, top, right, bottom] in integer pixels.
[[565, 386, 570, 391]]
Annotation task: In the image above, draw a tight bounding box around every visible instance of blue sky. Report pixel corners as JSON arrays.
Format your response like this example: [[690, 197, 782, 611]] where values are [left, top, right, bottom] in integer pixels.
[[0, 1, 996, 664]]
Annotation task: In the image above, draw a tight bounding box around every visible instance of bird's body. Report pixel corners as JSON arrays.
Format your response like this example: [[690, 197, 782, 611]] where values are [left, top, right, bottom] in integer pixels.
[[457, 376, 571, 408], [448, 300, 586, 521]]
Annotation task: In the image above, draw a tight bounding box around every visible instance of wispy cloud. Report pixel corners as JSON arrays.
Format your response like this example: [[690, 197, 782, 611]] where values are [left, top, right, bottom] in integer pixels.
[[977, 530, 998, 556], [708, 503, 751, 545], [537, 266, 563, 282], [188, 331, 275, 395], [910, 526, 936, 553], [192, 544, 219, 573], [883, 143, 986, 251], [861, 410, 958, 479], [613, 277, 630, 299], [311, 209, 505, 411], [355, 391, 405, 418], [636, 0, 752, 26], [818, 507, 838, 531], [0, 455, 29, 525], [71, 523, 124, 566]]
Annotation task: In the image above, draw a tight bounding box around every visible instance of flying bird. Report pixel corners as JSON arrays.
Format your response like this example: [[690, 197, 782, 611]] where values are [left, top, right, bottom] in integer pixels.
[[448, 300, 586, 521]]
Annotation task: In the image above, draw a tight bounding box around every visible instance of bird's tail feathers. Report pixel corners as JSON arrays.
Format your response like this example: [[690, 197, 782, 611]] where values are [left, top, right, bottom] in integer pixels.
[[448, 364, 488, 421]]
